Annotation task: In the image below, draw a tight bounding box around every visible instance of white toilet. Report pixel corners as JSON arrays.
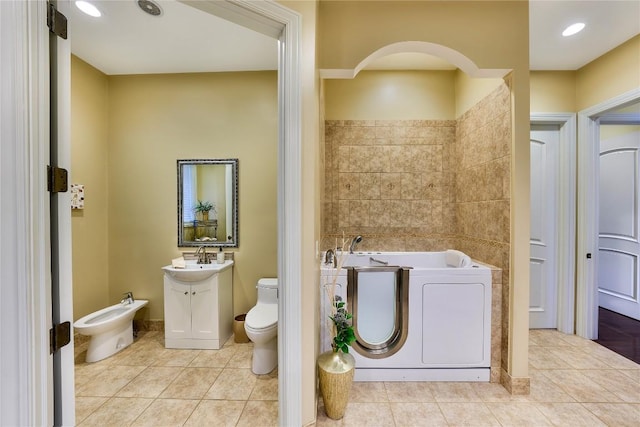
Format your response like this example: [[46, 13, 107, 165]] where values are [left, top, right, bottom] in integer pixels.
[[244, 278, 278, 374]]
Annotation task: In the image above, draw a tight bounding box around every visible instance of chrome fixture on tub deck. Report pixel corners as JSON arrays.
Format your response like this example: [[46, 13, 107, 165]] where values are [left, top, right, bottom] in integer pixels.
[[324, 248, 336, 267], [349, 235, 363, 253], [369, 257, 388, 266]]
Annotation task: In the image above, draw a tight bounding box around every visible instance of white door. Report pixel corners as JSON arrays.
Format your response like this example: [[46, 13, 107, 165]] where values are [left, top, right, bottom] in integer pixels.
[[598, 130, 640, 320], [529, 127, 560, 328]]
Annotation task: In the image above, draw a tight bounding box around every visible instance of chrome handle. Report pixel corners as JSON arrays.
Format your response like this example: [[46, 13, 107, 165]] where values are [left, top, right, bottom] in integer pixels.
[[370, 257, 388, 266]]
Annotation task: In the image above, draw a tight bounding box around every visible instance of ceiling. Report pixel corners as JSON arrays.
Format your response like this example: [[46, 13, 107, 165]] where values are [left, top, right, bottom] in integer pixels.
[[70, 0, 640, 75]]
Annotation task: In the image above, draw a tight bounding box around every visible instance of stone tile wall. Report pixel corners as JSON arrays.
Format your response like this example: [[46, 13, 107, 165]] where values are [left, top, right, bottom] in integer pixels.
[[322, 119, 457, 250], [454, 83, 511, 375], [322, 84, 510, 259]]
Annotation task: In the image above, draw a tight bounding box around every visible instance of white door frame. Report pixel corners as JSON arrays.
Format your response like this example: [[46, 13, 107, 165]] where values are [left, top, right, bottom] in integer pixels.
[[0, 0, 52, 425], [577, 87, 640, 339], [530, 113, 577, 334], [52, 0, 75, 424]]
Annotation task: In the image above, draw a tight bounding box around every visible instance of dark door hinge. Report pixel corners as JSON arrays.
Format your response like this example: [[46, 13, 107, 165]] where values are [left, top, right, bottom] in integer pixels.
[[49, 321, 71, 354], [47, 2, 68, 40], [47, 166, 68, 193]]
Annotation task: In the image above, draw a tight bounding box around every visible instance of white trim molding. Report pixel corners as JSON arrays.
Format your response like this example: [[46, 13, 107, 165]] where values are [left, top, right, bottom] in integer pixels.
[[273, 5, 303, 427], [530, 113, 577, 334], [320, 41, 509, 79], [0, 0, 52, 425], [577, 87, 640, 339], [52, 1, 76, 424], [599, 113, 640, 124]]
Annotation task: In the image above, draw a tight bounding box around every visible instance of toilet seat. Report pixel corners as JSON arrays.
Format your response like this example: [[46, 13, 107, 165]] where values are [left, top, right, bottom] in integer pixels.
[[245, 304, 277, 331]]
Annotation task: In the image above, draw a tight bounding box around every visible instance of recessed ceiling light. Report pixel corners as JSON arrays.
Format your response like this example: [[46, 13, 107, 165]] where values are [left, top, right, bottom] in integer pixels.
[[75, 1, 101, 17], [562, 22, 585, 37]]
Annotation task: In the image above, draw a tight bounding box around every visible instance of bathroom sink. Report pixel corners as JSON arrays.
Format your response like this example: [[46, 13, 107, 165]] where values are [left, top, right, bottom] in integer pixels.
[[162, 261, 232, 282]]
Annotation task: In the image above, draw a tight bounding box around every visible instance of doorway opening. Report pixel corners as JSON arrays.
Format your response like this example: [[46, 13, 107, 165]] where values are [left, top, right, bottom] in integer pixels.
[[59, 1, 303, 425], [576, 87, 640, 341]]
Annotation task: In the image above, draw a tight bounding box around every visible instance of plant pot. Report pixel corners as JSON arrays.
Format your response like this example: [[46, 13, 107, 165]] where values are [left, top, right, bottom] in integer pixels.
[[202, 211, 209, 221], [317, 350, 355, 420]]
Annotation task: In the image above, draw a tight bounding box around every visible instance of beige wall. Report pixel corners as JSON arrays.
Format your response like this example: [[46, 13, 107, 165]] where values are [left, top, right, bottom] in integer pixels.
[[319, 0, 530, 388], [71, 56, 110, 319], [530, 71, 576, 112], [530, 35, 640, 113], [577, 35, 640, 110], [107, 72, 278, 320], [454, 70, 503, 118], [318, 1, 528, 71], [323, 70, 503, 121], [71, 58, 279, 322], [324, 70, 456, 120]]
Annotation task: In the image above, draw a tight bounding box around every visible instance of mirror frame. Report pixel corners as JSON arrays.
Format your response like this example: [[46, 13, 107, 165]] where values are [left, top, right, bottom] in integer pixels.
[[177, 159, 239, 248]]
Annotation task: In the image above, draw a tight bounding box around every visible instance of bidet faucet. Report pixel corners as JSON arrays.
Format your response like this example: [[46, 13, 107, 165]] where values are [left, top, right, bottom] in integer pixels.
[[195, 245, 209, 264], [349, 235, 363, 254], [121, 292, 134, 305]]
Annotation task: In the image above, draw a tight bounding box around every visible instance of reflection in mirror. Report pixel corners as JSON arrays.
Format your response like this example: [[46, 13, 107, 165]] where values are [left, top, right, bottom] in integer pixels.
[[178, 159, 238, 247]]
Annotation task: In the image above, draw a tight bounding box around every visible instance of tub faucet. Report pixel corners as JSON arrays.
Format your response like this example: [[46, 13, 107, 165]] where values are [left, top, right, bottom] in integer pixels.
[[349, 235, 363, 254], [195, 245, 209, 264], [324, 249, 336, 267], [121, 292, 134, 305]]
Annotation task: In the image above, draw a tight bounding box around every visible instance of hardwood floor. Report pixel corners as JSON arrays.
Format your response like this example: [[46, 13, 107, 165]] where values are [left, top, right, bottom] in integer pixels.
[[596, 307, 640, 364]]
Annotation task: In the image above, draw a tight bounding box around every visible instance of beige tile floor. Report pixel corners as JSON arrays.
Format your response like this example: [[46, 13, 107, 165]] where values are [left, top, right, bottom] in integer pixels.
[[74, 331, 278, 426], [75, 329, 639, 426]]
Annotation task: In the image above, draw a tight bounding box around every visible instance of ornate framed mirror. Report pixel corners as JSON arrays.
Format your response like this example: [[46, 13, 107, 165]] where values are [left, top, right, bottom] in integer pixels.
[[177, 159, 238, 247]]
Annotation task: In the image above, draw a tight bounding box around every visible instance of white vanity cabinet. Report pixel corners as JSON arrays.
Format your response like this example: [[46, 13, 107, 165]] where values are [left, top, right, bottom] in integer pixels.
[[163, 262, 233, 349]]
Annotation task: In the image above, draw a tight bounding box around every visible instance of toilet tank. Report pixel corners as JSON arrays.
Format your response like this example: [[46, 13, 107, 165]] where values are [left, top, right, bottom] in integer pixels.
[[257, 278, 278, 304]]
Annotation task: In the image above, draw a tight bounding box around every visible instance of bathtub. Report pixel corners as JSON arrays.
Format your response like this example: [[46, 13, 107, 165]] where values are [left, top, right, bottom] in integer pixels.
[[320, 250, 491, 382]]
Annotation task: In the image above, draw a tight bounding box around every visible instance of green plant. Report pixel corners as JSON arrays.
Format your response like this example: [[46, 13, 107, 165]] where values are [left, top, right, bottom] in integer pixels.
[[194, 200, 215, 214], [330, 296, 355, 353]]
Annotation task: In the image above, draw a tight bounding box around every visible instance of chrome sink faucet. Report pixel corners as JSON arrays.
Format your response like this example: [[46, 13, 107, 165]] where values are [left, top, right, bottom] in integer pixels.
[[349, 235, 363, 254], [195, 245, 210, 264], [121, 292, 134, 305]]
